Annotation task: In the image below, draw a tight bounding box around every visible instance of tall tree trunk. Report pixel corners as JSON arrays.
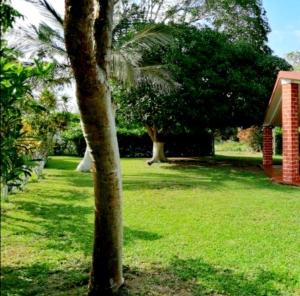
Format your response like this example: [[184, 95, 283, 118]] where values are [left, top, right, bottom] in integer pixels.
[[64, 0, 123, 294], [146, 126, 167, 165]]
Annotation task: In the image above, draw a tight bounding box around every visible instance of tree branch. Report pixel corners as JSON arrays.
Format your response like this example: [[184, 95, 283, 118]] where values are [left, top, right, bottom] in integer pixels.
[[95, 0, 114, 75]]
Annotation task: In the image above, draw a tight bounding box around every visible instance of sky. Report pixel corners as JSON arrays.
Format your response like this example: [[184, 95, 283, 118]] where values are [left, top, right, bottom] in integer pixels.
[[263, 0, 300, 57], [11, 0, 300, 58]]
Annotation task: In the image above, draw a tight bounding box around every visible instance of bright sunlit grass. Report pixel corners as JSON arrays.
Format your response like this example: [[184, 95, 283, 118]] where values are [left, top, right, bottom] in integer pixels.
[[1, 156, 300, 295]]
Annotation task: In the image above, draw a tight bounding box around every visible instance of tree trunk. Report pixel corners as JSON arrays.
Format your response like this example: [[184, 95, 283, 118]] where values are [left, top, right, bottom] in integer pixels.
[[147, 141, 167, 165], [65, 0, 123, 294], [77, 104, 116, 173], [76, 147, 93, 172], [146, 126, 167, 165]]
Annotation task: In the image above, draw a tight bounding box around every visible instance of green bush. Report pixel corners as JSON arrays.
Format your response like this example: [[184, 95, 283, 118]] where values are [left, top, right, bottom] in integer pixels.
[[249, 127, 263, 152], [59, 120, 213, 158], [237, 126, 263, 152], [60, 119, 85, 156], [274, 127, 282, 155]]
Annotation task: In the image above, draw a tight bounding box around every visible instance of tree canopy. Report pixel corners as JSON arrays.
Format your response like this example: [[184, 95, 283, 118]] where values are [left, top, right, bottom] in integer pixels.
[[206, 0, 270, 51], [116, 25, 291, 140], [286, 51, 300, 71]]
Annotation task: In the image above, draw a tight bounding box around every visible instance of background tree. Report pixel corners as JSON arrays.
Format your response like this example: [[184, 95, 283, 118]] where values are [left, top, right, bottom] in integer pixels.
[[116, 25, 291, 163], [115, 0, 270, 52], [206, 0, 270, 51], [114, 0, 211, 24], [286, 51, 300, 71], [64, 0, 124, 293]]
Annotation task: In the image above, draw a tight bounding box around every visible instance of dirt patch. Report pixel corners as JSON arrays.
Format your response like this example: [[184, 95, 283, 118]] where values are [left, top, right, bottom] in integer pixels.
[[121, 265, 196, 296]]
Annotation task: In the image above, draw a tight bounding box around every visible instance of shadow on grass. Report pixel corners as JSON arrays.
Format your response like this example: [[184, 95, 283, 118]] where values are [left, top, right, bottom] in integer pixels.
[[3, 257, 297, 296], [158, 158, 297, 193], [3, 197, 161, 253], [45, 156, 297, 194], [121, 257, 297, 296], [1, 262, 90, 296], [4, 198, 94, 254]]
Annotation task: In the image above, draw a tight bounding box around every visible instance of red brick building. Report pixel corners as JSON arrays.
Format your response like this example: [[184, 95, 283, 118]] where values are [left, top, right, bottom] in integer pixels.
[[263, 71, 300, 186]]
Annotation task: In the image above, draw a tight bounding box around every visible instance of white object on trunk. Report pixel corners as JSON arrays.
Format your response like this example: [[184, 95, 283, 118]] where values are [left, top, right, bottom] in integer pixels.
[[76, 147, 93, 172], [147, 141, 167, 165]]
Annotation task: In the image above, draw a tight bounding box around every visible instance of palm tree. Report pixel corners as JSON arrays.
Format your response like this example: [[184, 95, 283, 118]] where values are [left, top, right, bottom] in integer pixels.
[[14, 0, 175, 171]]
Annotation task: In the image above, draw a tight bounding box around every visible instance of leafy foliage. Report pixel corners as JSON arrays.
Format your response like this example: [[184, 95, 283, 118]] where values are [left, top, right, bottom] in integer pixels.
[[116, 26, 291, 141], [14, 0, 175, 91], [206, 0, 270, 51], [0, 48, 52, 191], [0, 0, 21, 34], [286, 51, 300, 71], [60, 115, 86, 156], [0, 1, 54, 195], [115, 0, 271, 52], [114, 0, 211, 24], [237, 126, 263, 152]]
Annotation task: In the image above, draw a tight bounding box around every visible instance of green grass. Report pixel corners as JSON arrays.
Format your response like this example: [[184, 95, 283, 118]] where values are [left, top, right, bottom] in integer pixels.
[[215, 140, 252, 153], [1, 155, 300, 295]]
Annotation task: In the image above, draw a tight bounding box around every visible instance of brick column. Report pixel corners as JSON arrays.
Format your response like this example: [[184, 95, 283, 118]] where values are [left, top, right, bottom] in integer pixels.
[[263, 126, 273, 166], [282, 81, 299, 183]]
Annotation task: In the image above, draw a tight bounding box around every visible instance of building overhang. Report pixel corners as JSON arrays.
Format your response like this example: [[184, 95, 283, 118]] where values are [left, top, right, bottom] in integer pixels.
[[264, 71, 300, 127]]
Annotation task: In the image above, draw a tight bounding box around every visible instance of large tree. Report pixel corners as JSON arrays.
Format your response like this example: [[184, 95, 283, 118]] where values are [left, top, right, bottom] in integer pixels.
[[64, 0, 123, 294], [116, 26, 291, 164]]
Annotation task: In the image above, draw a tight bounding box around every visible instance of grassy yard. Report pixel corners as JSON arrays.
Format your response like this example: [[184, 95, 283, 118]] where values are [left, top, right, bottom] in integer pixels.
[[1, 156, 300, 295]]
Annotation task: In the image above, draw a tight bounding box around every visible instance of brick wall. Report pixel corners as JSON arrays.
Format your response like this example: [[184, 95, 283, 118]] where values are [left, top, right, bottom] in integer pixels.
[[282, 82, 299, 183], [263, 126, 273, 166]]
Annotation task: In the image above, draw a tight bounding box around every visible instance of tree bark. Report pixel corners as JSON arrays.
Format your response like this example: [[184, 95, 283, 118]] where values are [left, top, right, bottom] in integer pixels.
[[146, 125, 167, 165], [64, 0, 123, 294], [77, 104, 117, 173]]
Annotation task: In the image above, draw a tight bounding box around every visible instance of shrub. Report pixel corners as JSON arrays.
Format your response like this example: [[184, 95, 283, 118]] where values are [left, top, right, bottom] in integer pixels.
[[59, 120, 213, 158], [61, 120, 86, 156], [237, 126, 263, 152], [274, 127, 282, 155]]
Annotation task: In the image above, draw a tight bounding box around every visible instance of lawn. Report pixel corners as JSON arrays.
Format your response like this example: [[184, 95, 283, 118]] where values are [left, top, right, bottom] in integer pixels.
[[1, 156, 300, 295]]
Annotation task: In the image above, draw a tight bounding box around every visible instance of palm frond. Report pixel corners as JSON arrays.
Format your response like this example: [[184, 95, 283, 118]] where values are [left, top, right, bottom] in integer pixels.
[[12, 22, 65, 59], [111, 51, 139, 87], [139, 65, 180, 93], [25, 0, 63, 28], [111, 24, 176, 91], [14, 3, 177, 93], [115, 24, 173, 52]]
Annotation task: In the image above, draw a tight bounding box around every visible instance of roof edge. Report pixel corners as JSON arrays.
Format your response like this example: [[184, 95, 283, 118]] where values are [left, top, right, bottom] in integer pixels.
[[263, 71, 300, 125]]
